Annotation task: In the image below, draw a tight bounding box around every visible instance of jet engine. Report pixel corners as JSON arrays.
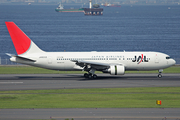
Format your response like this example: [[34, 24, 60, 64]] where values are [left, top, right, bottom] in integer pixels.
[[103, 65, 125, 75]]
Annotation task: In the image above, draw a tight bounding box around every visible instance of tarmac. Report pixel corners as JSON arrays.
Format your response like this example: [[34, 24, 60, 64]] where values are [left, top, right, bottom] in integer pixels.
[[0, 73, 180, 120], [1, 108, 180, 120], [0, 73, 180, 90]]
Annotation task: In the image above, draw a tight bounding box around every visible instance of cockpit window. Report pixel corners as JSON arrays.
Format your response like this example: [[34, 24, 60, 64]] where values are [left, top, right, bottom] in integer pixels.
[[166, 56, 171, 59]]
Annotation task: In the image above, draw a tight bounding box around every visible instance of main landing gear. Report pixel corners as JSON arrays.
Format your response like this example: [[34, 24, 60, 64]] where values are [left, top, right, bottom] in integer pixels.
[[158, 69, 163, 78], [84, 73, 97, 79], [83, 68, 97, 79]]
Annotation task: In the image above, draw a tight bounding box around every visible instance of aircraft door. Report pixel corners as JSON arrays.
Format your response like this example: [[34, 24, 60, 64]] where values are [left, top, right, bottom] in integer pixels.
[[48, 56, 52, 64], [105, 57, 109, 63], [155, 54, 159, 63]]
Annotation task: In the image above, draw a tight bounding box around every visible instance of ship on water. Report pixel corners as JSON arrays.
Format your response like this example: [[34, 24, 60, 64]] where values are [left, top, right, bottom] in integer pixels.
[[102, 3, 121, 7], [55, 3, 84, 12]]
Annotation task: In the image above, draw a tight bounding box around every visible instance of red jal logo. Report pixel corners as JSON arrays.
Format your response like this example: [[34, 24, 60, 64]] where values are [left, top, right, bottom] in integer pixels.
[[132, 54, 149, 64]]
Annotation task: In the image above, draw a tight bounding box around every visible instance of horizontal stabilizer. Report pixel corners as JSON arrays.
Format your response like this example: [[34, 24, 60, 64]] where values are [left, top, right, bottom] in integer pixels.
[[6, 53, 36, 62], [16, 56, 36, 62], [6, 53, 16, 57]]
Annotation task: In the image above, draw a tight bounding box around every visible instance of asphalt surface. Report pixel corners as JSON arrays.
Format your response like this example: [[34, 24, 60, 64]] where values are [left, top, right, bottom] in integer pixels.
[[0, 108, 180, 120], [0, 73, 180, 120], [0, 73, 180, 90]]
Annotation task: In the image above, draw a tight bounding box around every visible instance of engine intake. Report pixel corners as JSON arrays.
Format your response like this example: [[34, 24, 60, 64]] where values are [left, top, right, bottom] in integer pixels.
[[109, 65, 125, 75]]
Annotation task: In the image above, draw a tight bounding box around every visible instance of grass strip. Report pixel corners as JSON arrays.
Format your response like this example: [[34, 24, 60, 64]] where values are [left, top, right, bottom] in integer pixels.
[[0, 66, 180, 74], [0, 87, 180, 108]]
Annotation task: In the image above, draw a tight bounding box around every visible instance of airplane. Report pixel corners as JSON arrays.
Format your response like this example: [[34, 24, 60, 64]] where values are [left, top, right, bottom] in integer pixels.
[[5, 22, 176, 79]]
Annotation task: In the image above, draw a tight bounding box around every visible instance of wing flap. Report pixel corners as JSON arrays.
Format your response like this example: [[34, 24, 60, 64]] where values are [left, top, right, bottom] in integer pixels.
[[72, 60, 110, 70]]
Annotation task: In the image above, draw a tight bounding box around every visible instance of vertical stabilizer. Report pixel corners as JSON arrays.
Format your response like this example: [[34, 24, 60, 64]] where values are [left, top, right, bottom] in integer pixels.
[[5, 22, 44, 55]]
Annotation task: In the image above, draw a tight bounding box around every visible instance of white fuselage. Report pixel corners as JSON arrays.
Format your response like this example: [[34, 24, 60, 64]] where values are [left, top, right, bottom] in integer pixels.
[[11, 51, 176, 71]]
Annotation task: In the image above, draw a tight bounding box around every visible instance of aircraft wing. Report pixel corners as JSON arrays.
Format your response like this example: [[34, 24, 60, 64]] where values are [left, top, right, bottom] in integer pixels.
[[72, 60, 122, 70]]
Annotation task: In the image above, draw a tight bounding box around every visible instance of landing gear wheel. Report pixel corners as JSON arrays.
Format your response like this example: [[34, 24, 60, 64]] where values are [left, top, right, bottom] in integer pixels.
[[84, 73, 89, 78], [93, 74, 97, 79], [158, 74, 162, 78], [158, 69, 163, 78], [88, 74, 93, 79], [84, 73, 98, 79]]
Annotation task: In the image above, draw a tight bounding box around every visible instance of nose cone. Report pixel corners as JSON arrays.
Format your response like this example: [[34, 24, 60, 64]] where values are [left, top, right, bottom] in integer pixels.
[[173, 59, 176, 65], [170, 59, 176, 66]]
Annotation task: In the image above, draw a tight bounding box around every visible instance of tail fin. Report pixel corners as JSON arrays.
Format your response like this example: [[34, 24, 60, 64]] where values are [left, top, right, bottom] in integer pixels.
[[5, 22, 44, 55]]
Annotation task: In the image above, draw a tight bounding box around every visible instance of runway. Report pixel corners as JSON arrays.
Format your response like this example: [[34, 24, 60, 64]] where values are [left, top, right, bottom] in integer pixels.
[[0, 108, 180, 120], [0, 73, 180, 90], [0, 73, 180, 120]]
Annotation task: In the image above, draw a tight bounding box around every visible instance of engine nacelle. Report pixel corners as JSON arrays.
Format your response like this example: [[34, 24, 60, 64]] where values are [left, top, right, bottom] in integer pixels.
[[109, 65, 125, 75]]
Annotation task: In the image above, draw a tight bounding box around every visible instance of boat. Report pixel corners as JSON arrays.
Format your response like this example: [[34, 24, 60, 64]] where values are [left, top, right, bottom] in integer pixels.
[[93, 4, 100, 8], [102, 3, 121, 7], [55, 3, 84, 12]]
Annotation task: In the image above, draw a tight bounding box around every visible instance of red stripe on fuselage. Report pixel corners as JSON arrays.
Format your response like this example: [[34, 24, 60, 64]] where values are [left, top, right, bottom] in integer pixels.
[[5, 22, 31, 55]]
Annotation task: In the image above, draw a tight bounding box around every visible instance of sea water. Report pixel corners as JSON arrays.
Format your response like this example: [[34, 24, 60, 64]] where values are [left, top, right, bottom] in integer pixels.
[[0, 5, 180, 64]]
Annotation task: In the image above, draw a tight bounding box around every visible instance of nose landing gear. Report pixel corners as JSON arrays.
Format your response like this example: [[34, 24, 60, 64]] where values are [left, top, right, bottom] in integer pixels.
[[158, 69, 163, 78], [158, 74, 162, 78]]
